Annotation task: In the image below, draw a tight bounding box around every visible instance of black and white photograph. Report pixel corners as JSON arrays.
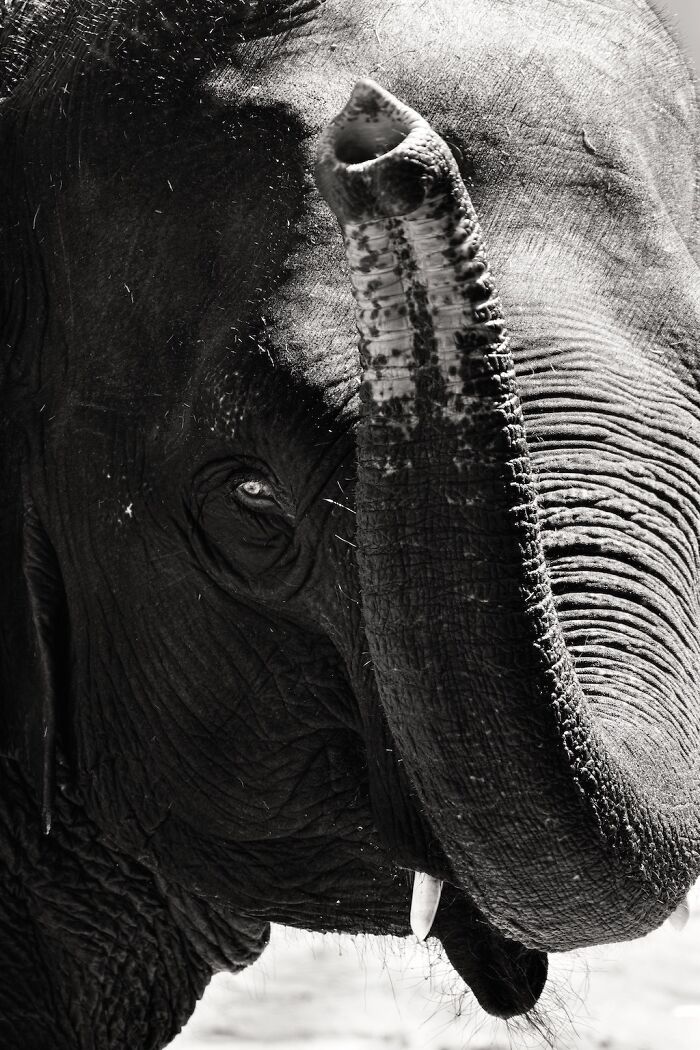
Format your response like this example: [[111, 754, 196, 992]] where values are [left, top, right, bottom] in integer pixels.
[[2, 1, 700, 1048]]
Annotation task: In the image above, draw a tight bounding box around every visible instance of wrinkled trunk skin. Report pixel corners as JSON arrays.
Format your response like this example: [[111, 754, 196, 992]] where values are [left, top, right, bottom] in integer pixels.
[[316, 81, 700, 951]]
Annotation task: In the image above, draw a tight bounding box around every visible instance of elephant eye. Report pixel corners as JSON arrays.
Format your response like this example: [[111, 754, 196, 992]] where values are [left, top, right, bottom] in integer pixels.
[[233, 477, 284, 513]]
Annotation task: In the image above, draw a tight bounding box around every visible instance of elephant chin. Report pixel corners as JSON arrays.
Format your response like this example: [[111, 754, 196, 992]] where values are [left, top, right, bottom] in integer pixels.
[[430, 886, 548, 1018]]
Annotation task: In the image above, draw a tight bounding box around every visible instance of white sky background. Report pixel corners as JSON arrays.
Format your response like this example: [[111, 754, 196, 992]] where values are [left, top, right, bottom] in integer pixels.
[[662, 1, 700, 71]]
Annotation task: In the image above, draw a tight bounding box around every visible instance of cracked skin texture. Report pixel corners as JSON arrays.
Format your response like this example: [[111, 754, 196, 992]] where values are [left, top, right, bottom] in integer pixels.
[[0, 759, 268, 1048], [1, 0, 700, 1044]]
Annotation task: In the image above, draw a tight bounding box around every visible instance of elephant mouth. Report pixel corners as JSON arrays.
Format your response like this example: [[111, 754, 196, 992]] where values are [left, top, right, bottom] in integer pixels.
[[350, 625, 547, 1016], [364, 761, 548, 1015], [424, 880, 548, 1019], [356, 688, 547, 1015]]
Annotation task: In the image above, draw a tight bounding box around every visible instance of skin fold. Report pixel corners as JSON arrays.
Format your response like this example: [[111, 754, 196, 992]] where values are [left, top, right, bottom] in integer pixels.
[[1, 0, 699, 1044]]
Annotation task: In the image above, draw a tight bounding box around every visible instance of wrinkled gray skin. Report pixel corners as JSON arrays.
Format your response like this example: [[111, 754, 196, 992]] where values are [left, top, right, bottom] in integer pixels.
[[1, 0, 700, 1045]]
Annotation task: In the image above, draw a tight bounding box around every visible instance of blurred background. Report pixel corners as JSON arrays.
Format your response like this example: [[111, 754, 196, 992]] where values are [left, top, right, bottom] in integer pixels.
[[169, 883, 700, 1050], [673, 0, 700, 72], [167, 3, 700, 1048]]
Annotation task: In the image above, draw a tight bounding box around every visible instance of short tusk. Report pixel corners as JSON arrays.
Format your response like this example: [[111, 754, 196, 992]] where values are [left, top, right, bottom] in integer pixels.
[[668, 896, 690, 932], [410, 871, 443, 941]]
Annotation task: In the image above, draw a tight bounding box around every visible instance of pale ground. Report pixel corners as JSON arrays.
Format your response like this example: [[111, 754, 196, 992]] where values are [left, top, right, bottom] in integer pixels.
[[168, 883, 700, 1050]]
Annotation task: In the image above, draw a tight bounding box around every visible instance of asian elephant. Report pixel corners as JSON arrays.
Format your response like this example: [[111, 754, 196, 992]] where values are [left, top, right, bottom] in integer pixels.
[[1, 0, 700, 1045]]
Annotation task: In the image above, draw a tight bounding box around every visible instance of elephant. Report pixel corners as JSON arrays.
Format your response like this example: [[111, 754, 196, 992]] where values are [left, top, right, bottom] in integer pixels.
[[1, 0, 699, 1044]]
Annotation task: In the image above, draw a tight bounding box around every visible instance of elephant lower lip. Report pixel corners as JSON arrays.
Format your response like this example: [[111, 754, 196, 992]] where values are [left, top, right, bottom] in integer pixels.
[[430, 886, 548, 1019]]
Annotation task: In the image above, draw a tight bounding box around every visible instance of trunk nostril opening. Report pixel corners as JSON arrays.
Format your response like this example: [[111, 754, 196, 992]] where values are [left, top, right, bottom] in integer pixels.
[[316, 79, 434, 222], [334, 120, 408, 165], [330, 78, 417, 166]]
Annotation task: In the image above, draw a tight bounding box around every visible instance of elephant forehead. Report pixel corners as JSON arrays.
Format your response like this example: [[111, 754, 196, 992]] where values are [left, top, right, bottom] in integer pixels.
[[28, 0, 697, 444], [207, 0, 692, 142], [34, 98, 356, 410]]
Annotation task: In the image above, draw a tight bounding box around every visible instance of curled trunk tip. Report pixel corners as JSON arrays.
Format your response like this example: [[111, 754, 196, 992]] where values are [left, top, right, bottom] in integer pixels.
[[315, 79, 457, 224], [325, 77, 420, 164]]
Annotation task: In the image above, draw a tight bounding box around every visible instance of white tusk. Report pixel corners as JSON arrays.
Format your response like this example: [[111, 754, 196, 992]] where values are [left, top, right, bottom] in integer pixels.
[[410, 872, 443, 941], [668, 896, 690, 932]]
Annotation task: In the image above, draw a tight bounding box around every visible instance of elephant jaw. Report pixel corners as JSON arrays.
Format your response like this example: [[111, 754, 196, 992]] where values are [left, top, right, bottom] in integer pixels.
[[315, 78, 699, 1009]]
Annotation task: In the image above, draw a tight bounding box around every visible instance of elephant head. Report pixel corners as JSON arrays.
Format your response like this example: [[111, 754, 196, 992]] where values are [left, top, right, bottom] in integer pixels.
[[1, 0, 699, 1045]]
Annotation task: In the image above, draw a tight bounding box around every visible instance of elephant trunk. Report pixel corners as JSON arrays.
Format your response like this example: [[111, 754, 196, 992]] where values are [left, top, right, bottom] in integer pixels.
[[316, 80, 700, 951]]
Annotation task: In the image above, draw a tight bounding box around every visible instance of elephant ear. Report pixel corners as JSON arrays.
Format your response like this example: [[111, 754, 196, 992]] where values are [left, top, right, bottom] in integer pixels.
[[0, 481, 66, 834]]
